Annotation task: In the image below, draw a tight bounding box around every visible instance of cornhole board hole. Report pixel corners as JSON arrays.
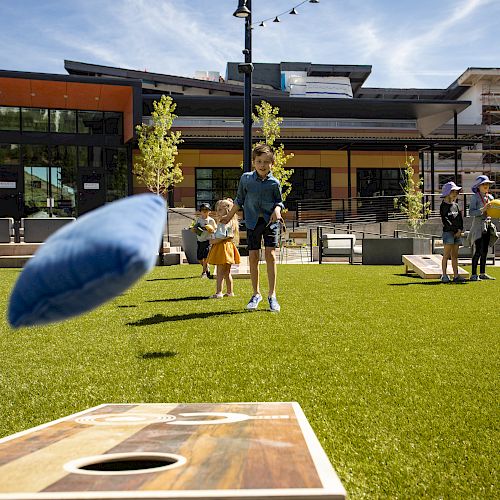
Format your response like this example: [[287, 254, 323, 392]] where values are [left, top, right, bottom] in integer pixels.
[[0, 402, 346, 500], [213, 256, 251, 279], [402, 254, 470, 279]]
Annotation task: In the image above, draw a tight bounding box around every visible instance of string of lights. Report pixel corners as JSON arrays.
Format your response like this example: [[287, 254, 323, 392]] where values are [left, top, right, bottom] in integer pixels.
[[252, 0, 320, 28]]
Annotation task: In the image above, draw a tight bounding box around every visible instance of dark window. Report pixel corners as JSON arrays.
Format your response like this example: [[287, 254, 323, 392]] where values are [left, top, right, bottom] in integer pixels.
[[0, 144, 20, 165], [22, 144, 49, 166], [357, 168, 403, 197], [0, 106, 20, 131], [105, 147, 128, 201], [21, 108, 49, 132], [104, 112, 123, 135], [286, 168, 331, 211], [78, 146, 102, 168], [77, 111, 103, 134], [50, 110, 77, 133], [195, 167, 241, 209]]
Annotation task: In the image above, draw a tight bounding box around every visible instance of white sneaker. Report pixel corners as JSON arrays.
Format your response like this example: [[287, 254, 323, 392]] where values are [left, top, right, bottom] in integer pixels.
[[440, 274, 451, 283], [246, 294, 262, 310]]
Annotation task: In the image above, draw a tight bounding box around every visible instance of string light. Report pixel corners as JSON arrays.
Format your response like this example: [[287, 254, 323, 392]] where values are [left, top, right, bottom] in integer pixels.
[[251, 0, 320, 28]]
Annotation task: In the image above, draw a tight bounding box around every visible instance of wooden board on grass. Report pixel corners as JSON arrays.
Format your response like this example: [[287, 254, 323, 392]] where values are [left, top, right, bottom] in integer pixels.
[[0, 402, 346, 500], [402, 254, 470, 279]]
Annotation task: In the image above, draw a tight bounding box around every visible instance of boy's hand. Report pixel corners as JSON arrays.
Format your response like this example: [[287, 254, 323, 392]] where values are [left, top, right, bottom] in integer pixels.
[[269, 207, 282, 224], [220, 215, 231, 224]]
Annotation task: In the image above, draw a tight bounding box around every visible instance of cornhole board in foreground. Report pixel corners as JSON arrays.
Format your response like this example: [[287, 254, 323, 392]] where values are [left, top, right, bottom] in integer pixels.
[[0, 402, 346, 500], [402, 254, 470, 279]]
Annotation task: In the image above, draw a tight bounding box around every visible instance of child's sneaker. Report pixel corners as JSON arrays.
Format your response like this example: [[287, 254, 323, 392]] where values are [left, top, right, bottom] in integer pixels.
[[201, 271, 208, 279], [440, 274, 451, 283], [469, 275, 481, 281], [268, 296, 281, 312], [453, 276, 467, 283], [479, 274, 495, 280], [206, 270, 212, 279], [224, 292, 235, 297], [209, 293, 223, 299], [246, 294, 262, 310]]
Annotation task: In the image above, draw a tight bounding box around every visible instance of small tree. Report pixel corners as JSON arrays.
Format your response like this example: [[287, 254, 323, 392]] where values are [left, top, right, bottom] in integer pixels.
[[135, 94, 183, 199], [252, 101, 294, 201], [394, 147, 431, 234]]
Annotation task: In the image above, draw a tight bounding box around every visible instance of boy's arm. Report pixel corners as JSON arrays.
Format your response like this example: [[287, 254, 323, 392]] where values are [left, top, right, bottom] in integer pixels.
[[270, 182, 285, 223], [220, 202, 241, 225]]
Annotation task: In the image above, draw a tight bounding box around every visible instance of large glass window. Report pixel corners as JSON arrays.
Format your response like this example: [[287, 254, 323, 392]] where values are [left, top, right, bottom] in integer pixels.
[[21, 108, 49, 132], [23, 144, 49, 167], [195, 168, 241, 209], [357, 168, 403, 197], [78, 146, 102, 168], [105, 148, 128, 201], [50, 110, 77, 133], [77, 111, 103, 134], [0, 144, 20, 165], [50, 145, 77, 216], [0, 106, 20, 131], [286, 168, 331, 211], [104, 112, 123, 135]]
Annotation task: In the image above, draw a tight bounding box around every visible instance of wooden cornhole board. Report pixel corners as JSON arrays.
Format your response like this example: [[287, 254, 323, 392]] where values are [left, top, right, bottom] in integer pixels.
[[402, 254, 470, 279], [0, 402, 346, 500]]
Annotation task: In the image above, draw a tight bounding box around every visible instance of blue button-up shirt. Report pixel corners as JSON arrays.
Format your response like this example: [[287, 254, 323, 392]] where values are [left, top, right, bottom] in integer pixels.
[[234, 170, 284, 230]]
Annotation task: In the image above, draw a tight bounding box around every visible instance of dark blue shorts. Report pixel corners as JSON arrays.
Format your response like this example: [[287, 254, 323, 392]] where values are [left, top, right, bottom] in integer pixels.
[[247, 217, 280, 250], [197, 240, 210, 260], [442, 231, 463, 245]]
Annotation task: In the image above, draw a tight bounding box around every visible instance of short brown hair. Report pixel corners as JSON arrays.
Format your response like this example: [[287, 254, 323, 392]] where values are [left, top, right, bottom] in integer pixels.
[[252, 143, 275, 162]]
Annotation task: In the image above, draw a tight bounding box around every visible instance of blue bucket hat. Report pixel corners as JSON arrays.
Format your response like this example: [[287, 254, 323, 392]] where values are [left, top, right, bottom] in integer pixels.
[[440, 181, 462, 198], [471, 175, 494, 194]]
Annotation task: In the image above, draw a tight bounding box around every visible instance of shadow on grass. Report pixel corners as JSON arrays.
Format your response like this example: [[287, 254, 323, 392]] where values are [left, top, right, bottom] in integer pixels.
[[117, 305, 138, 308], [146, 296, 209, 303], [389, 282, 468, 286], [146, 277, 197, 282], [127, 310, 247, 326], [139, 351, 178, 360]]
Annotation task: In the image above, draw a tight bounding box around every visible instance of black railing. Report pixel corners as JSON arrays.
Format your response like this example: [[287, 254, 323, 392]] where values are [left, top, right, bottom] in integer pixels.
[[297, 193, 476, 226]]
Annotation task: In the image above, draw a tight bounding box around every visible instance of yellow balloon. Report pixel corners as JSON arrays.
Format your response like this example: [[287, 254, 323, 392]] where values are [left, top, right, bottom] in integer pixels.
[[486, 199, 500, 218]]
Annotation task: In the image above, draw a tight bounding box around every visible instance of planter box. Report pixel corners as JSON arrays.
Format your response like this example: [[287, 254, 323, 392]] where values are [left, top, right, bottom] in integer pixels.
[[362, 238, 432, 265], [181, 228, 199, 264]]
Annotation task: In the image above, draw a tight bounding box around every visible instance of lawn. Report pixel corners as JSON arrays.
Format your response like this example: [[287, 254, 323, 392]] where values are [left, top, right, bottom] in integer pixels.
[[0, 264, 498, 498]]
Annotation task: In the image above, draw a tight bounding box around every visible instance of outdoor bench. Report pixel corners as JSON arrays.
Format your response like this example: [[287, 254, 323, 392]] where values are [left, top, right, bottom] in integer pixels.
[[319, 233, 362, 264]]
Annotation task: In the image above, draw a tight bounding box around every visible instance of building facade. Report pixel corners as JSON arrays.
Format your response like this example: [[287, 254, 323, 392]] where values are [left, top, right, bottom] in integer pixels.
[[1, 60, 497, 221]]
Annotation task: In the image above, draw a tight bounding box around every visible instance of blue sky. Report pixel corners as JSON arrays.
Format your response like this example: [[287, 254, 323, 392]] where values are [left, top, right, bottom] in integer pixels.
[[0, 0, 498, 89]]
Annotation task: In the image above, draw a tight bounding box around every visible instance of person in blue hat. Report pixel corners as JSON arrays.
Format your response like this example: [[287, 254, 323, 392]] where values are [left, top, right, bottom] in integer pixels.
[[439, 181, 466, 283], [467, 175, 498, 281]]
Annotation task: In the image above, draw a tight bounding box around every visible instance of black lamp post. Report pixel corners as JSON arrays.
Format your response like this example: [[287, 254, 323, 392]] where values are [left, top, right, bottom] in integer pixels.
[[233, 0, 253, 173]]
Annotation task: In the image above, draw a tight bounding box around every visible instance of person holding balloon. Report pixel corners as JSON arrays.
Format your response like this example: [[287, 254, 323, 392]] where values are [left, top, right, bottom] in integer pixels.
[[467, 175, 498, 281]]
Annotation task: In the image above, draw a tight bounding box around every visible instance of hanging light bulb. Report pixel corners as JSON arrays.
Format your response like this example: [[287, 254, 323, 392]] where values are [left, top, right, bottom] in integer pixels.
[[273, 16, 280, 22], [289, 8, 298, 14], [259, 21, 266, 27], [309, 0, 320, 3]]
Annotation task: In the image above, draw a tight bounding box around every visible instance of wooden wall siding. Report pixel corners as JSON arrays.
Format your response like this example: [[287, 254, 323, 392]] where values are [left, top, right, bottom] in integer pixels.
[[132, 149, 420, 206], [0, 402, 345, 499]]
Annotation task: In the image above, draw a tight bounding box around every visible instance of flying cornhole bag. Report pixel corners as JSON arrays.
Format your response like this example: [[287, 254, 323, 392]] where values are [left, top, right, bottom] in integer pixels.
[[8, 194, 166, 328]]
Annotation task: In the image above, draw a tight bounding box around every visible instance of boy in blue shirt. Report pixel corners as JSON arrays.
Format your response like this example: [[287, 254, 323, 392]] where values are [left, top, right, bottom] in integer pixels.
[[221, 144, 284, 312]]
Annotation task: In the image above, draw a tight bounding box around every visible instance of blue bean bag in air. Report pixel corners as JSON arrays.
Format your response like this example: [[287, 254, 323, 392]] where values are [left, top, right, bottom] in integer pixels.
[[8, 194, 166, 328]]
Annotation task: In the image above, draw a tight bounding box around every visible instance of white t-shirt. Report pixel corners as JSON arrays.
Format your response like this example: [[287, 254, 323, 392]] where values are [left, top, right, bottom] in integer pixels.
[[194, 216, 216, 242]]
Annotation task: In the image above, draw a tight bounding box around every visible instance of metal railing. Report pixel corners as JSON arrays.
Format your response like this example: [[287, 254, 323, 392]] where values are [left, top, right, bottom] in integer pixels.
[[297, 193, 477, 227]]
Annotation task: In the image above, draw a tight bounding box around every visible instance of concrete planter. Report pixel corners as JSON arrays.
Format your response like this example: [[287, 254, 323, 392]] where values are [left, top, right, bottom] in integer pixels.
[[362, 237, 432, 265], [181, 228, 199, 264]]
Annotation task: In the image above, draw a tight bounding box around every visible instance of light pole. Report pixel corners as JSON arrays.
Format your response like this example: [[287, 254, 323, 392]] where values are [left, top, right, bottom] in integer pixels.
[[233, 0, 253, 173]]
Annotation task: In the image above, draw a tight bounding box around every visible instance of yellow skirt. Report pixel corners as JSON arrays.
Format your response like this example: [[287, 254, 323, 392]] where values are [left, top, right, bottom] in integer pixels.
[[207, 241, 241, 265]]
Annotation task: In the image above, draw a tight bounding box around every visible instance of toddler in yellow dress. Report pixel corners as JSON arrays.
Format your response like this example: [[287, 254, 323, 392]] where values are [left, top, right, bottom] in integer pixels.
[[207, 198, 241, 298]]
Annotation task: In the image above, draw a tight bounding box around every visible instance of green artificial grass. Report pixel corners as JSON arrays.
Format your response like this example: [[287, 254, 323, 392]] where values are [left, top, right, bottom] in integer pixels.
[[0, 264, 498, 498]]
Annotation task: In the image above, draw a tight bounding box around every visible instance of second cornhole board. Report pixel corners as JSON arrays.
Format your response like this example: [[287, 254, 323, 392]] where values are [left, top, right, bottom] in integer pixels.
[[0, 402, 346, 499], [402, 254, 470, 279]]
